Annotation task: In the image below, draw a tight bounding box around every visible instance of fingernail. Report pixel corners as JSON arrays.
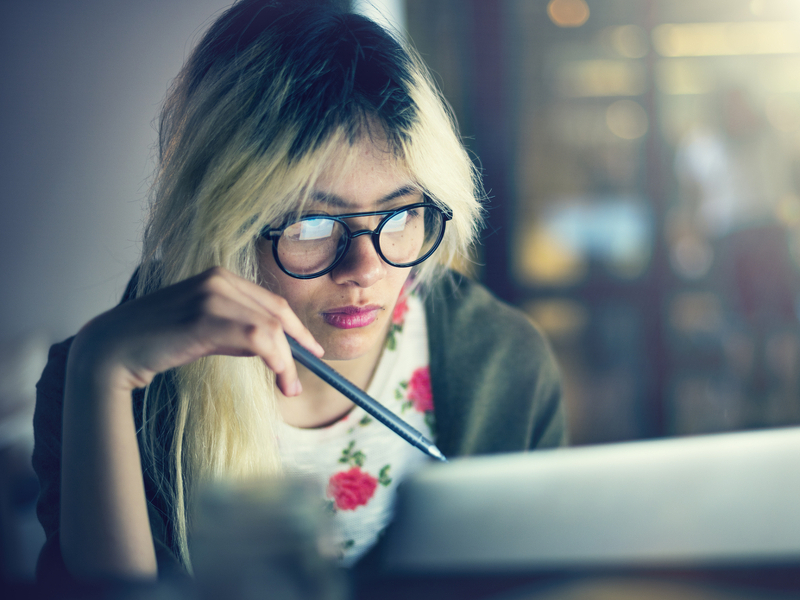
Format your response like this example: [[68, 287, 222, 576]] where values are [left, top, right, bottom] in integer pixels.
[[315, 342, 325, 356], [292, 380, 303, 396]]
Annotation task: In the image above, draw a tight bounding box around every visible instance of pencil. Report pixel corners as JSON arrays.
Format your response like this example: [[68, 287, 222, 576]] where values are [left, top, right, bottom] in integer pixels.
[[286, 335, 447, 462]]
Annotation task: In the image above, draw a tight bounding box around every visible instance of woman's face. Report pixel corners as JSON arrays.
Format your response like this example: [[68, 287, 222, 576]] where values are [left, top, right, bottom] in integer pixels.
[[258, 138, 420, 362]]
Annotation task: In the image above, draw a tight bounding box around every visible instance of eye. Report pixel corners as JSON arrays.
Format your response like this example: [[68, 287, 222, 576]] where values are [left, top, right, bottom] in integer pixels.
[[300, 217, 336, 240], [382, 210, 408, 233], [285, 217, 336, 241]]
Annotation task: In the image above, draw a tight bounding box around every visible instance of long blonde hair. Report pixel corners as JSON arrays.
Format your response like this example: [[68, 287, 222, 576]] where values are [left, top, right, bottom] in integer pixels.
[[135, 0, 483, 570]]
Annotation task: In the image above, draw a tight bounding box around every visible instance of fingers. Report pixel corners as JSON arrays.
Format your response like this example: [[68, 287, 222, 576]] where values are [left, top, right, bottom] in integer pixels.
[[210, 268, 324, 357], [192, 292, 302, 397], [76, 267, 320, 398], [193, 268, 321, 396]]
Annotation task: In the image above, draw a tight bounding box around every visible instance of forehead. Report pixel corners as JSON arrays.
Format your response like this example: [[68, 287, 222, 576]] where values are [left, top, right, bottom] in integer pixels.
[[309, 137, 418, 210]]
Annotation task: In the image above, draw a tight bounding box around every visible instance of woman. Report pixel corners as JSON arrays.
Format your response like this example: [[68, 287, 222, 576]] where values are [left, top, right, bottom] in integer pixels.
[[33, 0, 566, 582]]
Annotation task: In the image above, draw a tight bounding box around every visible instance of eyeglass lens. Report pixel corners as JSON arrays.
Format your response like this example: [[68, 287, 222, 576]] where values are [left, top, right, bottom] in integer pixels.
[[276, 205, 445, 277]]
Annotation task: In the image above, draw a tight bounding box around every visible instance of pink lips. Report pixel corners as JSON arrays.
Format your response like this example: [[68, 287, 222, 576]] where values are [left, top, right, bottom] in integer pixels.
[[322, 305, 380, 329]]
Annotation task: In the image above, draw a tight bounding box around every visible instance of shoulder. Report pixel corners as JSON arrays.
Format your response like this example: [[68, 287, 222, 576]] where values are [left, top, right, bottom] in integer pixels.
[[423, 271, 551, 360], [32, 337, 75, 547], [34, 337, 75, 428], [34, 335, 76, 445], [38, 337, 74, 384]]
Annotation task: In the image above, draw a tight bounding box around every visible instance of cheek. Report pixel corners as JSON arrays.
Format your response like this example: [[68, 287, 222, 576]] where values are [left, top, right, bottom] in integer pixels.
[[257, 241, 284, 291], [257, 242, 321, 323], [388, 269, 413, 299]]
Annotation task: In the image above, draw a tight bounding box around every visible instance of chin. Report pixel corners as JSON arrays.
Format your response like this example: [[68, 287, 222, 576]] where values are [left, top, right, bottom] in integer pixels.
[[320, 327, 383, 362]]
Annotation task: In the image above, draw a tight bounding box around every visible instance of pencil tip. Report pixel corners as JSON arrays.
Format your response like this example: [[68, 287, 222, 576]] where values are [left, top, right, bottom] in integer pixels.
[[429, 445, 447, 462]]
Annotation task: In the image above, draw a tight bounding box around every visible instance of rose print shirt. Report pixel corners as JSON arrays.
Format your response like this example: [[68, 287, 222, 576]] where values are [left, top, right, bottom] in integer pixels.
[[276, 289, 435, 566]]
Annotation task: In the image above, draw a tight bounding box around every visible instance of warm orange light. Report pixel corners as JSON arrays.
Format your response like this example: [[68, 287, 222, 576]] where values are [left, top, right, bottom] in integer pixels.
[[524, 299, 588, 340], [547, 0, 590, 28], [515, 226, 586, 286]]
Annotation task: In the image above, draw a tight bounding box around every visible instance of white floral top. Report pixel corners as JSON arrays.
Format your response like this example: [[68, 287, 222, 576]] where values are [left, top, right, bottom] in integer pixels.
[[276, 288, 435, 566]]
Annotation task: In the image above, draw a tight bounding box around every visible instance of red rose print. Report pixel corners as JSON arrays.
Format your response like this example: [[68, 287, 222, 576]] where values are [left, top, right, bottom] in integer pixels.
[[327, 467, 378, 511], [407, 366, 433, 413], [392, 295, 409, 325]]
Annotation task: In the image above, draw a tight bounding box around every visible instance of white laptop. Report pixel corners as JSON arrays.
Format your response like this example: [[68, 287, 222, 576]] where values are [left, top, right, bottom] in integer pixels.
[[380, 426, 800, 573]]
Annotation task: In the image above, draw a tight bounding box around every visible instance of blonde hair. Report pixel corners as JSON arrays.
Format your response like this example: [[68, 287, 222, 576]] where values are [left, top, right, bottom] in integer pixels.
[[135, 0, 483, 570]]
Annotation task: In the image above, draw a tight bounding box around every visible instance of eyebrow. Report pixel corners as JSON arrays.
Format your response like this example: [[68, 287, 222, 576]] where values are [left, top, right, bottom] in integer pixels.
[[309, 185, 421, 208]]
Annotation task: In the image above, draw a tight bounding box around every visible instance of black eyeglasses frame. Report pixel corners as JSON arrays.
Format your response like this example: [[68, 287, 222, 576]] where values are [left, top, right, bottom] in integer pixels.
[[260, 201, 453, 280]]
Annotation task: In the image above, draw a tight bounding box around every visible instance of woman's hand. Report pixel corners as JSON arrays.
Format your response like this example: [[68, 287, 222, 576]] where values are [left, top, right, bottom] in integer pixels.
[[60, 267, 322, 581], [76, 266, 324, 397]]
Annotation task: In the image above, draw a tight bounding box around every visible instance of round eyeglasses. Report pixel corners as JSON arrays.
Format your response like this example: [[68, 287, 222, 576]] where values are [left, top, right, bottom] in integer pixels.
[[260, 201, 452, 279]]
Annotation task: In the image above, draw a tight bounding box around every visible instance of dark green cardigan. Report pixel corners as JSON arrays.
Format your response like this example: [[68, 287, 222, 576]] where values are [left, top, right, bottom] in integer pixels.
[[32, 272, 566, 580], [425, 272, 566, 456]]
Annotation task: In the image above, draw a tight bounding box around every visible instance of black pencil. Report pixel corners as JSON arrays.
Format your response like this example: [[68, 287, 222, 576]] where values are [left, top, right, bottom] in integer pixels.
[[286, 335, 447, 462]]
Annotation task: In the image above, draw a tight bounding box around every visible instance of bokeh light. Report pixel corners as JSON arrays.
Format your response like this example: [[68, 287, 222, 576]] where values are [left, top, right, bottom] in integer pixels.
[[547, 0, 590, 28], [606, 99, 649, 139], [610, 25, 649, 58]]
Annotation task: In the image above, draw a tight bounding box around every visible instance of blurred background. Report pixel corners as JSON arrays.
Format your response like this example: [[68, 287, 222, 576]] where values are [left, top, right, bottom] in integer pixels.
[[2, 0, 800, 584], [403, 0, 800, 446]]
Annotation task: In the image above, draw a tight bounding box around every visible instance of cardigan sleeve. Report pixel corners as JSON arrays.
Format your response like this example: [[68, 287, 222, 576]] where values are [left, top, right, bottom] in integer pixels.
[[32, 337, 187, 582], [424, 273, 567, 457]]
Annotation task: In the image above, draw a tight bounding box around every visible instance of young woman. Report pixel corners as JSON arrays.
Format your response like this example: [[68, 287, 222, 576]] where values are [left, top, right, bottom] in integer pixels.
[[33, 0, 566, 582]]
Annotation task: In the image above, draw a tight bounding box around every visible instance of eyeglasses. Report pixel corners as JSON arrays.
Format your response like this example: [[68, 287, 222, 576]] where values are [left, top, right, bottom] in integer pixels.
[[260, 201, 452, 279]]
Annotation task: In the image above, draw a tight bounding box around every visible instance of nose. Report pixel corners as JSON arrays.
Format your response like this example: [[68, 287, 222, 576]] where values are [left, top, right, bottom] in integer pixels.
[[330, 231, 386, 287]]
